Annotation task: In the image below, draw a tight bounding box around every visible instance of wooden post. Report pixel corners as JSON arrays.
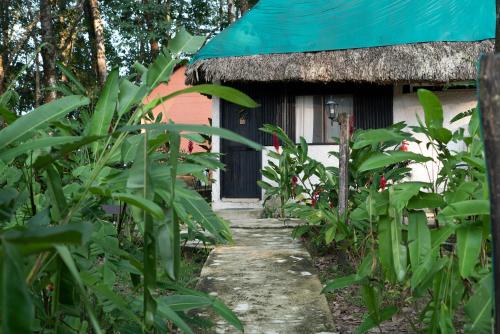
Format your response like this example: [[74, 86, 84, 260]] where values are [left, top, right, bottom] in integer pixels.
[[338, 112, 351, 218], [479, 54, 500, 332]]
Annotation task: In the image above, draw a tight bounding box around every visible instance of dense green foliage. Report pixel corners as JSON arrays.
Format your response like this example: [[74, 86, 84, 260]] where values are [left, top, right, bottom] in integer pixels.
[[0, 0, 256, 112], [261, 90, 492, 333], [0, 30, 258, 333]]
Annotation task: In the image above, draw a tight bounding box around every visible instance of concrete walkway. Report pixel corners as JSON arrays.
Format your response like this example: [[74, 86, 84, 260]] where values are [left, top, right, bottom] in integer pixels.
[[196, 210, 335, 334]]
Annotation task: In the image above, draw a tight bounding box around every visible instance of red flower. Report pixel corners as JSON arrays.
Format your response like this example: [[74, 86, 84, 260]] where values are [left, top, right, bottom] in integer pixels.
[[379, 175, 387, 190], [291, 175, 298, 187], [188, 140, 194, 154], [399, 140, 409, 152], [311, 191, 319, 208], [349, 115, 355, 136], [329, 201, 335, 209], [273, 132, 280, 152]]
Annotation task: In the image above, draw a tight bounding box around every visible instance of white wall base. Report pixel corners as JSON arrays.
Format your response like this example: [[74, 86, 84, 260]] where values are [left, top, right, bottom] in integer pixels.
[[212, 199, 263, 210]]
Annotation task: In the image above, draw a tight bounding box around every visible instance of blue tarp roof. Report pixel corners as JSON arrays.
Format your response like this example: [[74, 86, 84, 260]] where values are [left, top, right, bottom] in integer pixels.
[[192, 0, 495, 63]]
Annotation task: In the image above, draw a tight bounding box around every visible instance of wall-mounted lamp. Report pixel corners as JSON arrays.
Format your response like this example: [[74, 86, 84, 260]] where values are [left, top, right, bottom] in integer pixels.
[[325, 96, 338, 125]]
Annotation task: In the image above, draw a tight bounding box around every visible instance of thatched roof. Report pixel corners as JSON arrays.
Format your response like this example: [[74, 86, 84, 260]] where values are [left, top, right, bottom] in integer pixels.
[[186, 40, 494, 85]]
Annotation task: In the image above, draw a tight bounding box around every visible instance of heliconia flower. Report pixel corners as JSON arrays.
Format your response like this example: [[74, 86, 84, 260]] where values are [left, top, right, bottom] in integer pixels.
[[399, 140, 409, 151], [311, 191, 319, 208], [273, 132, 280, 152], [188, 140, 194, 154], [379, 175, 387, 190], [349, 115, 355, 136], [291, 175, 298, 186]]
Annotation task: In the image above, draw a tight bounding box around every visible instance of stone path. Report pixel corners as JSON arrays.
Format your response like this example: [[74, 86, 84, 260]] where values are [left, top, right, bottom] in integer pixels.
[[196, 210, 335, 334]]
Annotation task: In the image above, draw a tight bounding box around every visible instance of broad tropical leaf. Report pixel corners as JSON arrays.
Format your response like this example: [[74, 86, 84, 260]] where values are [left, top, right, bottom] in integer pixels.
[[168, 27, 206, 55], [145, 84, 259, 111], [456, 224, 482, 278], [358, 151, 431, 172], [464, 274, 493, 333], [408, 211, 431, 269], [111, 193, 164, 220], [0, 95, 89, 150], [1, 242, 34, 334], [87, 69, 119, 154], [439, 200, 490, 220]]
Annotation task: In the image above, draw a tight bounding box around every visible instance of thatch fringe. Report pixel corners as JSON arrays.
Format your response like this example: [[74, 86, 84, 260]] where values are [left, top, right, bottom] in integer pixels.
[[186, 40, 494, 85]]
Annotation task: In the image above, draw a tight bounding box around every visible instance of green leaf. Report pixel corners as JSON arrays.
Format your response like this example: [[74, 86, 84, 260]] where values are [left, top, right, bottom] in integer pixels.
[[90, 283, 143, 327], [111, 193, 164, 220], [358, 151, 431, 172], [408, 211, 431, 269], [462, 156, 486, 172], [456, 225, 482, 278], [146, 84, 258, 111], [378, 217, 396, 282], [389, 206, 407, 282], [361, 284, 380, 323], [324, 225, 336, 244], [55, 245, 103, 334], [159, 295, 212, 312], [0, 95, 89, 150], [45, 164, 68, 221], [464, 274, 493, 333], [429, 127, 452, 144], [3, 223, 92, 248], [121, 123, 261, 151], [418, 89, 444, 130], [146, 48, 178, 89], [211, 299, 244, 332], [57, 63, 86, 95], [407, 192, 445, 209], [175, 185, 231, 242], [31, 135, 103, 170], [389, 182, 429, 211], [355, 306, 398, 334], [0, 103, 17, 124], [117, 79, 145, 117], [156, 302, 195, 334], [168, 27, 206, 55], [431, 225, 455, 250], [322, 274, 363, 293], [439, 200, 490, 220], [1, 242, 34, 334], [0, 136, 83, 162], [353, 129, 406, 149], [87, 69, 119, 153]]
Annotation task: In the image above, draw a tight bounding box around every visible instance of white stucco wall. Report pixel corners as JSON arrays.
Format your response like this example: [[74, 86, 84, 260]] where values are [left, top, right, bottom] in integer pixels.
[[393, 88, 476, 184]]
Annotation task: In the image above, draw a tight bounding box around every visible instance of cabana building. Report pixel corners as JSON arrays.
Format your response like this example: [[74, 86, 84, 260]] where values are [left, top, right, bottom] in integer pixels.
[[186, 0, 495, 209]]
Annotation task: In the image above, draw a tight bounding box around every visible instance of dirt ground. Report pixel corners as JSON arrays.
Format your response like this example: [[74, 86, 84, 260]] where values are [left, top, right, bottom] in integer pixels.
[[309, 247, 423, 334]]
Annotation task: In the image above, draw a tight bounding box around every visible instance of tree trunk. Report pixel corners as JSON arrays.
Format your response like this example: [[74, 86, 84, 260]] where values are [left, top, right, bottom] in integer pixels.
[[40, 0, 57, 102], [0, 0, 10, 95], [85, 0, 107, 86], [338, 112, 351, 219], [227, 0, 234, 24], [496, 0, 500, 52], [240, 0, 250, 15], [479, 54, 500, 334], [219, 0, 224, 30], [144, 0, 159, 60]]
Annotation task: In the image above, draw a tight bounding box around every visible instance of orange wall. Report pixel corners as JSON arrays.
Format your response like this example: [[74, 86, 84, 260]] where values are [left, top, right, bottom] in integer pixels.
[[146, 66, 212, 153]]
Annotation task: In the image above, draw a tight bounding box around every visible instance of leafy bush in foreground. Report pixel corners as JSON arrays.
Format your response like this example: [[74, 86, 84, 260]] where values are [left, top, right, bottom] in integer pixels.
[[0, 29, 259, 333], [261, 90, 492, 333]]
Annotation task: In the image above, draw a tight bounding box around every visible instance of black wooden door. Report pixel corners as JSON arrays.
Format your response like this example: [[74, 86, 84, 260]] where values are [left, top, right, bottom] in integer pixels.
[[221, 100, 262, 198]]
